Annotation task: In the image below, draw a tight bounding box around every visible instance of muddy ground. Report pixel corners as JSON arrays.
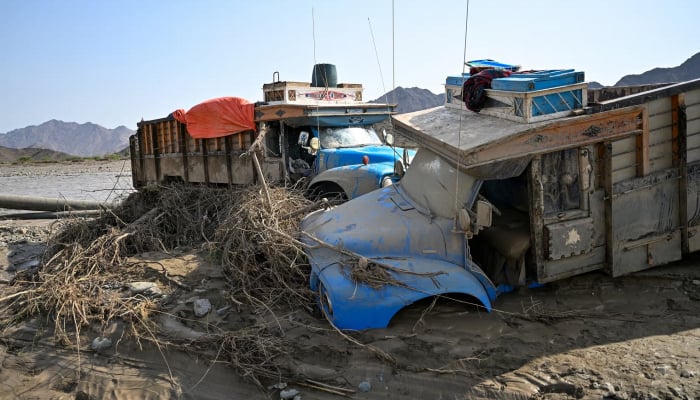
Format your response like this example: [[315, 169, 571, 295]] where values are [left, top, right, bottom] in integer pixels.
[[1, 163, 699, 400]]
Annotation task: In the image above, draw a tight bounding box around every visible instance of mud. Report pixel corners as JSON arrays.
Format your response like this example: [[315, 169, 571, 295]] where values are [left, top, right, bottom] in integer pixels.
[[1, 162, 700, 400]]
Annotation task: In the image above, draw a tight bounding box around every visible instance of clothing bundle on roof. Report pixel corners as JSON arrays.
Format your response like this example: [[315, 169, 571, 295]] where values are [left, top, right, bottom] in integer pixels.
[[461, 69, 513, 112]]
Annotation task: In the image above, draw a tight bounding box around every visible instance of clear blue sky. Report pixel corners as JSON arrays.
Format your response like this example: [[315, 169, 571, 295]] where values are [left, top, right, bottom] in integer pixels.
[[1, 0, 698, 133]]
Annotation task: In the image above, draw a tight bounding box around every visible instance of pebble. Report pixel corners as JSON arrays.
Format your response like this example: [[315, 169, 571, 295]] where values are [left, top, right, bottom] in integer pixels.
[[193, 298, 212, 317], [358, 381, 371, 392], [680, 369, 696, 378], [602, 382, 615, 392], [127, 281, 162, 296], [692, 280, 700, 285], [90, 336, 112, 351], [655, 365, 670, 375], [279, 388, 299, 399]]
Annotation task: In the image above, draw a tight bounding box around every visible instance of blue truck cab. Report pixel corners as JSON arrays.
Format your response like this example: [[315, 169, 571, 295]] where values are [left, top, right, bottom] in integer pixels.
[[294, 123, 415, 200]]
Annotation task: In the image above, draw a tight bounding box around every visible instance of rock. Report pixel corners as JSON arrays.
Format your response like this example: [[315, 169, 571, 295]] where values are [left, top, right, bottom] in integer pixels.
[[655, 365, 670, 375], [279, 388, 299, 399], [668, 386, 683, 397], [692, 279, 700, 285], [128, 281, 162, 296], [358, 381, 371, 392], [680, 369, 696, 378], [90, 336, 112, 351], [602, 382, 615, 392], [193, 298, 212, 317]]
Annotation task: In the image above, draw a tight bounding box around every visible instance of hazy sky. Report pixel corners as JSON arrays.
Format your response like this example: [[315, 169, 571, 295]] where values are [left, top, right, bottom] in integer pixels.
[[1, 0, 698, 133]]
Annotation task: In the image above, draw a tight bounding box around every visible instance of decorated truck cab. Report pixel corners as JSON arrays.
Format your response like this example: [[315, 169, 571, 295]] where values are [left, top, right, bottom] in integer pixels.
[[301, 76, 700, 330]]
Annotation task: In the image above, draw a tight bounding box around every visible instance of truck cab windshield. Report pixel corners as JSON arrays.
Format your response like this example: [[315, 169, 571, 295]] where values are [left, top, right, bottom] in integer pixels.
[[319, 127, 383, 149]]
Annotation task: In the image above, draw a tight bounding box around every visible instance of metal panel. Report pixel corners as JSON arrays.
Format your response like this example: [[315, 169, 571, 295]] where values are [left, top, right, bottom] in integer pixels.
[[545, 217, 595, 260]]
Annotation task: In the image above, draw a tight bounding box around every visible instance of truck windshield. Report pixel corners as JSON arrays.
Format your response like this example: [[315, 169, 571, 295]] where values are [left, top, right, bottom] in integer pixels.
[[399, 148, 478, 219], [318, 127, 383, 149]]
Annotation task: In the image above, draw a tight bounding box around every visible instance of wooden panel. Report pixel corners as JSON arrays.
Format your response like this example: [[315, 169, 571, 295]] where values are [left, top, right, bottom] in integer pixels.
[[684, 88, 700, 108], [612, 166, 637, 183], [646, 97, 672, 120], [467, 107, 644, 168], [610, 168, 681, 276], [611, 135, 636, 156], [688, 148, 700, 165], [649, 141, 673, 171], [612, 152, 636, 171], [539, 246, 605, 283]]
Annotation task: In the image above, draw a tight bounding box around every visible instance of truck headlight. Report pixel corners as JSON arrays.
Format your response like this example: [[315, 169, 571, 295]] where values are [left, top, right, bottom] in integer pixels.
[[381, 176, 394, 187]]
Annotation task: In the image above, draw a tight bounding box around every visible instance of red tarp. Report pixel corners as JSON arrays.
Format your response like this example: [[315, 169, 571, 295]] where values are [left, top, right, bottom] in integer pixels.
[[172, 97, 256, 139]]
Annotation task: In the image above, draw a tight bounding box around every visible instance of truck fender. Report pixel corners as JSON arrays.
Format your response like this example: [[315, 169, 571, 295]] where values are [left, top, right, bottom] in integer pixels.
[[309, 163, 393, 200], [306, 247, 495, 330]]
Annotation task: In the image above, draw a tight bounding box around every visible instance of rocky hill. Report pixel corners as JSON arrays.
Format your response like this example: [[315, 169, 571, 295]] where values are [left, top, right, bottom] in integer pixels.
[[615, 52, 700, 86], [0, 120, 134, 157], [371, 86, 445, 114], [0, 145, 75, 163]]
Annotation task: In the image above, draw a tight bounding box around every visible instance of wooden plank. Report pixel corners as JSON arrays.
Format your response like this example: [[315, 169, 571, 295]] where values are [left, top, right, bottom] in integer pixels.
[[527, 157, 546, 280], [674, 94, 689, 253], [636, 107, 650, 176], [594, 78, 700, 112], [466, 107, 644, 168], [603, 141, 614, 274], [225, 136, 233, 188], [179, 122, 189, 183]]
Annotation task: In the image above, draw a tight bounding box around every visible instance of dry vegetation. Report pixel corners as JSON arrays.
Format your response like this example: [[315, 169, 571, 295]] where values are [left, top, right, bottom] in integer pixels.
[[0, 184, 318, 388]]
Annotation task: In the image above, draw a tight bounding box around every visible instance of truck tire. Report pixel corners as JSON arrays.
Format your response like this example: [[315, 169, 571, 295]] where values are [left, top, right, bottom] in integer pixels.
[[308, 182, 347, 204]]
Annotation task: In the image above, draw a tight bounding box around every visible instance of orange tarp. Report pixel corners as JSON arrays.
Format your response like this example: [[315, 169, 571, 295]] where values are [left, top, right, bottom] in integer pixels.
[[172, 97, 256, 139]]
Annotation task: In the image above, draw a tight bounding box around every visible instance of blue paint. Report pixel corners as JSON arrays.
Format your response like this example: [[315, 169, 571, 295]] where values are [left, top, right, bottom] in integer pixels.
[[301, 185, 498, 330]]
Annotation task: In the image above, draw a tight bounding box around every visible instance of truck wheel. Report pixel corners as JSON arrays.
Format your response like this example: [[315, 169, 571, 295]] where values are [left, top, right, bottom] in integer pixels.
[[309, 182, 347, 204]]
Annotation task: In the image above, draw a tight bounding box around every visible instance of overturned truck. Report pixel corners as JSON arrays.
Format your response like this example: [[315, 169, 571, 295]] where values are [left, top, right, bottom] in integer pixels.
[[301, 78, 700, 330]]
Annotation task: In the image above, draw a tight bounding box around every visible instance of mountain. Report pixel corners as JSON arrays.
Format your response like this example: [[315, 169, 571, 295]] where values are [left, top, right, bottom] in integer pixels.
[[371, 87, 445, 114], [0, 145, 75, 163], [615, 52, 700, 86], [0, 120, 134, 157]]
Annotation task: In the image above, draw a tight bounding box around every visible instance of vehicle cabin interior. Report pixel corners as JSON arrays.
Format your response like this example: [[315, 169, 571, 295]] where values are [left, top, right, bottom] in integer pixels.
[[470, 147, 589, 288]]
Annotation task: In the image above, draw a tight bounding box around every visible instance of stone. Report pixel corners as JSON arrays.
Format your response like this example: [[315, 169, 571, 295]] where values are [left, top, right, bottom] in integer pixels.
[[279, 388, 299, 399], [90, 336, 112, 351], [680, 369, 696, 378], [358, 381, 371, 392], [127, 281, 162, 296], [193, 298, 212, 317]]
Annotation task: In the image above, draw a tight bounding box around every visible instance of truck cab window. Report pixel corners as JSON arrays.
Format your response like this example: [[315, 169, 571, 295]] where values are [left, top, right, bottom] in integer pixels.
[[541, 149, 581, 216], [319, 127, 382, 148]]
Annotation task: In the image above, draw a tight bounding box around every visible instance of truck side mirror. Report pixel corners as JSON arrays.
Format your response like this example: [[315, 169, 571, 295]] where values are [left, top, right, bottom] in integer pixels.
[[475, 200, 493, 228], [298, 131, 309, 146]]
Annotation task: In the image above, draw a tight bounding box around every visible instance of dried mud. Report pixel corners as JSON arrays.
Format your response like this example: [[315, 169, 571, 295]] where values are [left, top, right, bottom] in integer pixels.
[[1, 162, 699, 400]]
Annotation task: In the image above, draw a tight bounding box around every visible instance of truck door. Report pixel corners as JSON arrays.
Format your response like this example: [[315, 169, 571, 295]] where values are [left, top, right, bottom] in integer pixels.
[[530, 146, 606, 283]]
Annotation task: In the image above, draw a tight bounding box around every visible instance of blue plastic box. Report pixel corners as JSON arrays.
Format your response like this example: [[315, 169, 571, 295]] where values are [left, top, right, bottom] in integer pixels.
[[466, 59, 521, 72], [491, 70, 585, 92], [445, 75, 468, 86]]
